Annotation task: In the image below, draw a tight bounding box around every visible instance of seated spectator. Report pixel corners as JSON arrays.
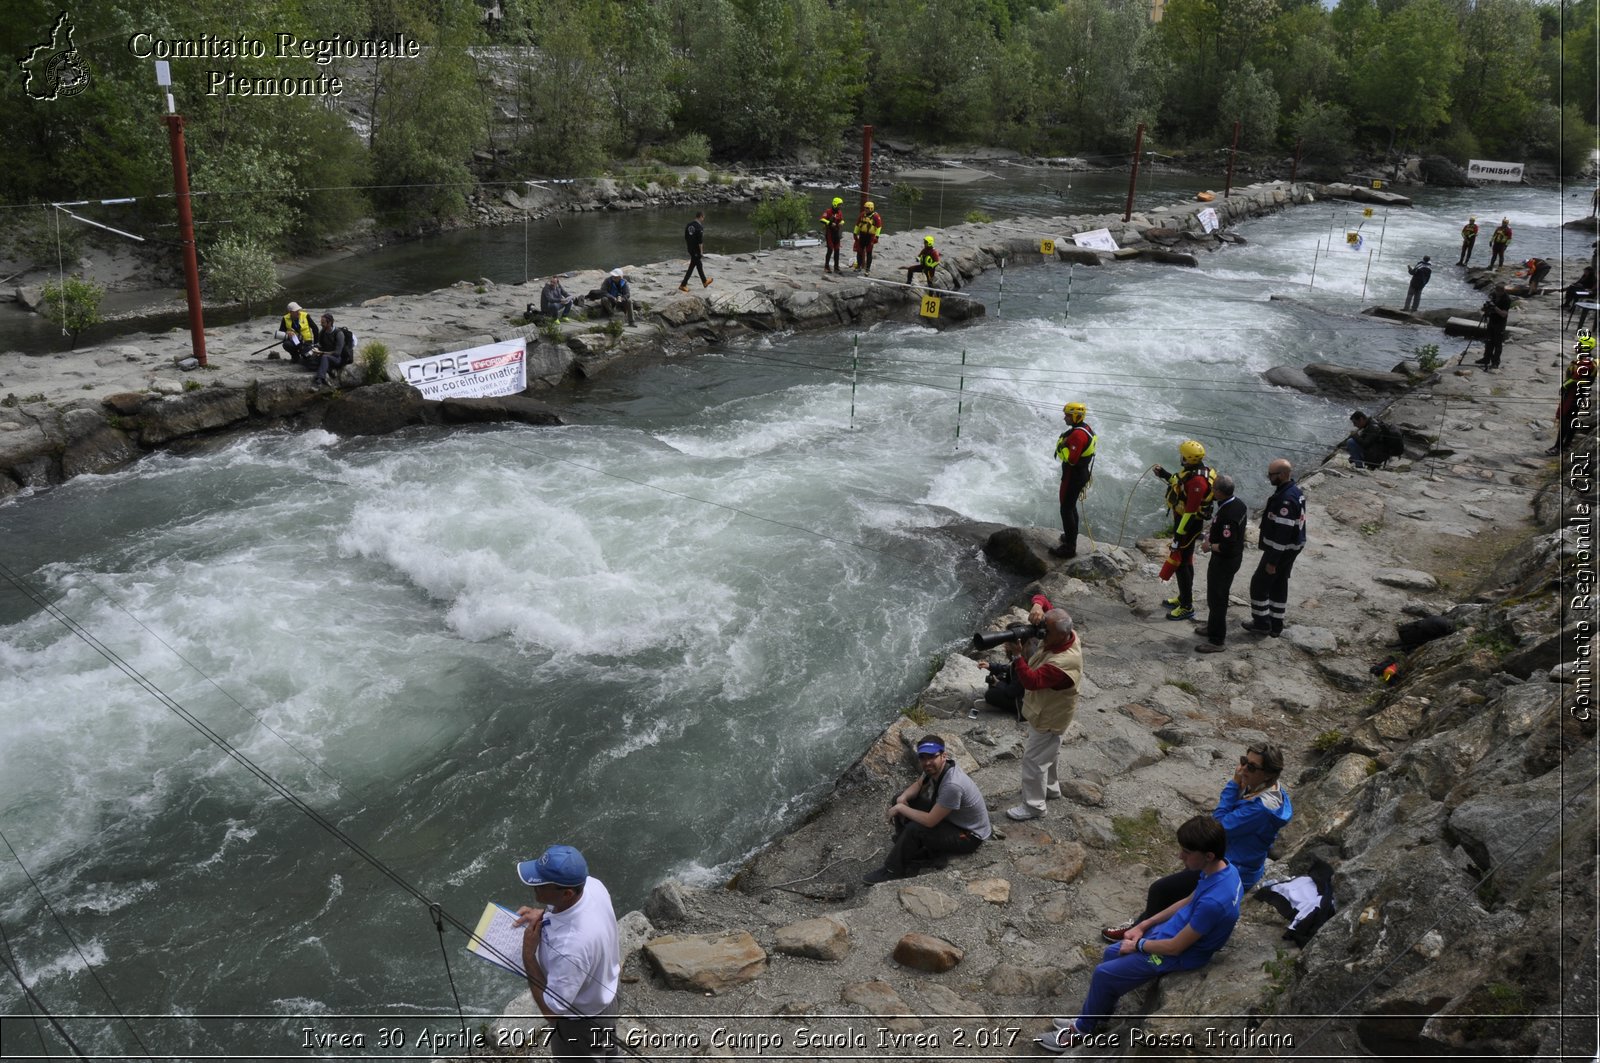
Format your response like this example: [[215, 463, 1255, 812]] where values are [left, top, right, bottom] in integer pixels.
[[1098, 744, 1291, 944], [1038, 815, 1242, 1052], [1344, 411, 1403, 469], [278, 301, 316, 363], [862, 735, 991, 884], [597, 268, 635, 326], [313, 313, 347, 387], [1564, 265, 1596, 310], [541, 275, 580, 322]]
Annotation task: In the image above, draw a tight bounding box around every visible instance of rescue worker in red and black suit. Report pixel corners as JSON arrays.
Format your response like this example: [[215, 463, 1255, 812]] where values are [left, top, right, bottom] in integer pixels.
[[1051, 403, 1097, 560], [820, 197, 846, 274], [1242, 458, 1306, 638], [906, 235, 942, 287], [1151, 440, 1215, 621], [852, 201, 882, 274], [1549, 332, 1597, 455]]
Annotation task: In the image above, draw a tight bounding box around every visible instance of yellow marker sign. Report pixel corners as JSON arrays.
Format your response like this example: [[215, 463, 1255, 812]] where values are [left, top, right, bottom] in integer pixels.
[[920, 295, 942, 319], [1040, 238, 1056, 255], [1346, 231, 1361, 245], [1363, 208, 1374, 218], [1371, 179, 1383, 189]]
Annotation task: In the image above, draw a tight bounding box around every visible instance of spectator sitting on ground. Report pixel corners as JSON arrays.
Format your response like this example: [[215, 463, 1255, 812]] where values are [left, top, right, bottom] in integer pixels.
[[313, 313, 347, 387], [1564, 265, 1596, 310], [597, 268, 635, 326], [1097, 744, 1291, 945], [1038, 815, 1243, 1053], [1344, 410, 1403, 469], [861, 734, 992, 884], [541, 275, 580, 322]]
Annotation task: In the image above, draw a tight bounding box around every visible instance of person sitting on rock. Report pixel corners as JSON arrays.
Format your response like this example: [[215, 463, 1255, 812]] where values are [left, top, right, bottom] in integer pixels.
[[1038, 815, 1242, 1053], [277, 301, 317, 363], [540, 275, 580, 322], [1097, 744, 1291, 946], [1344, 410, 1402, 469], [862, 735, 991, 884], [312, 313, 347, 388], [1563, 265, 1596, 311], [597, 268, 635, 326]]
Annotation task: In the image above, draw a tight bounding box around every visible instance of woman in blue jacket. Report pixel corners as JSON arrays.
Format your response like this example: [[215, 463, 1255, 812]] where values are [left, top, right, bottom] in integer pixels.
[[1099, 744, 1292, 941]]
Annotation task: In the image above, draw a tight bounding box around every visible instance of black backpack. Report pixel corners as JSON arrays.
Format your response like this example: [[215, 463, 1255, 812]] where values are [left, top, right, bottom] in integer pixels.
[[337, 327, 357, 367]]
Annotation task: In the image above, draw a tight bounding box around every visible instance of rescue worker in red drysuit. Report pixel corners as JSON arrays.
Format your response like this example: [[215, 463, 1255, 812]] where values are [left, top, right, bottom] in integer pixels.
[[1550, 332, 1597, 455], [1052, 403, 1097, 560], [820, 197, 845, 274], [1151, 440, 1216, 621], [852, 201, 882, 274]]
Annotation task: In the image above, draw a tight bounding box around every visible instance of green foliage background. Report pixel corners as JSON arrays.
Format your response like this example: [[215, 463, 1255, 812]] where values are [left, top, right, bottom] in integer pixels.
[[2, 0, 1594, 256]]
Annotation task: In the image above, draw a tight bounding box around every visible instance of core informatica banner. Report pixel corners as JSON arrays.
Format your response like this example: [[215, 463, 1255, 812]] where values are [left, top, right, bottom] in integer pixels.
[[398, 339, 528, 400]]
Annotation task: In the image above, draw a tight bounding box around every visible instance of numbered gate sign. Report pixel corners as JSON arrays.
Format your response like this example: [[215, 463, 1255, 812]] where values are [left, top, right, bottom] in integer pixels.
[[920, 295, 942, 319], [1040, 238, 1056, 255], [1362, 207, 1374, 218]]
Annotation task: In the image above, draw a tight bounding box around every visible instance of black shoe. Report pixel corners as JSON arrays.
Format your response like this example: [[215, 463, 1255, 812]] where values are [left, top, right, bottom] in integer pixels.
[[862, 867, 898, 885], [1196, 642, 1225, 653], [1048, 545, 1076, 559], [1241, 620, 1272, 636]]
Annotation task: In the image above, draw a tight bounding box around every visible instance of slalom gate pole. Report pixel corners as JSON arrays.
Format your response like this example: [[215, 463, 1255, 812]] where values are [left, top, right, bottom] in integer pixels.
[[996, 259, 1004, 319], [1361, 248, 1374, 301], [1308, 241, 1320, 290], [850, 334, 859, 430], [955, 349, 967, 445]]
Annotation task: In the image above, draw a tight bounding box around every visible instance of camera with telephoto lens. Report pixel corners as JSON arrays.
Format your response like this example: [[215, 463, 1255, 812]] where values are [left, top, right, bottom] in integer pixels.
[[971, 622, 1046, 650]]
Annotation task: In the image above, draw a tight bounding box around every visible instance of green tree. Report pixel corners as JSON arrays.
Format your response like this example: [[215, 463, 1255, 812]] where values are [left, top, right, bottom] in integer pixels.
[[204, 235, 282, 315], [890, 182, 924, 229], [750, 192, 812, 244], [1027, 0, 1155, 151], [1217, 61, 1281, 148], [40, 275, 103, 348], [1291, 98, 1354, 168], [1347, 0, 1464, 152], [1449, 0, 1543, 157]]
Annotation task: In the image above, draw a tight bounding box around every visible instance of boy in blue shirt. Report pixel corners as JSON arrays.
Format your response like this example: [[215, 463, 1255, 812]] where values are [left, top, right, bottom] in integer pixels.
[[1039, 815, 1242, 1052]]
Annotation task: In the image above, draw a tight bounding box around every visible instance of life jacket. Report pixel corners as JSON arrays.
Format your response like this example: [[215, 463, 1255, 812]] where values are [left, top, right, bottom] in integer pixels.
[[1565, 354, 1596, 393], [1461, 222, 1478, 238], [1054, 423, 1097, 469], [1491, 225, 1512, 246], [1166, 463, 1215, 537], [820, 207, 844, 235], [281, 310, 315, 341], [917, 247, 940, 270]]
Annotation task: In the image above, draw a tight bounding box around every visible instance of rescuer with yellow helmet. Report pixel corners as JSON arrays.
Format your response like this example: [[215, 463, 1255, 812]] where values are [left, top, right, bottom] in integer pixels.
[[1550, 330, 1597, 455], [1052, 402, 1097, 560], [853, 199, 883, 273], [905, 234, 944, 288], [1457, 215, 1478, 266], [1150, 439, 1216, 620], [820, 196, 846, 274]]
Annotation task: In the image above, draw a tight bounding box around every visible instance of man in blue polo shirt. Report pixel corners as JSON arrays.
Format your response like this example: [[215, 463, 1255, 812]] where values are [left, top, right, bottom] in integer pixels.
[[1038, 815, 1242, 1052]]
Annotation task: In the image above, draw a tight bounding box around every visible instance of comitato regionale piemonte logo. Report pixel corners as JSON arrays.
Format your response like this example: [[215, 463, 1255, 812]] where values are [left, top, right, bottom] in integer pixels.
[[18, 12, 92, 101]]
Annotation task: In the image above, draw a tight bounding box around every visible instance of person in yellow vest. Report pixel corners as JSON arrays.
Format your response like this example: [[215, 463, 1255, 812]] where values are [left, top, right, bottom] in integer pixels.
[[1487, 218, 1512, 269], [1456, 216, 1478, 266], [1052, 402, 1097, 560], [277, 301, 316, 363], [904, 235, 942, 287], [1001, 607, 1083, 822], [1150, 440, 1216, 621], [852, 201, 883, 274], [820, 197, 845, 274]]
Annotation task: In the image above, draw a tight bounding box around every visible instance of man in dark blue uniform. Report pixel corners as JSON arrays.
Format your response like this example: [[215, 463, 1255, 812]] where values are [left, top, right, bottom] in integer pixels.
[[1195, 474, 1247, 653], [1242, 458, 1305, 638]]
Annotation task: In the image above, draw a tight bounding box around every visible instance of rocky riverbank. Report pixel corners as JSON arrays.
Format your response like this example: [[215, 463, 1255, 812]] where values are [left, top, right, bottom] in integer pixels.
[[472, 260, 1594, 1060], [0, 181, 1316, 499]]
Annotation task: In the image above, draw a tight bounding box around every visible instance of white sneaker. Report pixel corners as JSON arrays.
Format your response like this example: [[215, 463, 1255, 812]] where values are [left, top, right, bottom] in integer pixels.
[[1005, 804, 1042, 821]]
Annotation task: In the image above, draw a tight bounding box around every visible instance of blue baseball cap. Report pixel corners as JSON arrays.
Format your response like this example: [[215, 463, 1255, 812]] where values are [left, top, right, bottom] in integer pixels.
[[517, 845, 588, 888], [915, 738, 946, 756]]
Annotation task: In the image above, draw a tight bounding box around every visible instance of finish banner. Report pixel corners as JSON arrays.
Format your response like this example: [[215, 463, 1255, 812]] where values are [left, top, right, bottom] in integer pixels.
[[1467, 159, 1524, 183], [399, 339, 527, 400]]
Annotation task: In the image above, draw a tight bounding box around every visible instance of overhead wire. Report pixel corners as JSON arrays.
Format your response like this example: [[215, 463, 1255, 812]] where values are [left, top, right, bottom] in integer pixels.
[[0, 917, 54, 1058]]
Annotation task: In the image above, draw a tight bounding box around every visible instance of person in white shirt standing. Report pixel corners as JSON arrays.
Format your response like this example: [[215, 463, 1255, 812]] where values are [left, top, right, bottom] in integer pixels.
[[514, 845, 621, 1060]]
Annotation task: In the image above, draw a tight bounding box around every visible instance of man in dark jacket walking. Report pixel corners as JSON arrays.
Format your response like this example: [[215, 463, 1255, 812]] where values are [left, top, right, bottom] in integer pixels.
[[679, 211, 712, 292]]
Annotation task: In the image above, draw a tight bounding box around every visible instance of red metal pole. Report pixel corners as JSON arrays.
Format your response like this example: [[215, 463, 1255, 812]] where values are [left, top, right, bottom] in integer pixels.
[[1123, 123, 1145, 223], [164, 113, 207, 367], [1224, 120, 1241, 199], [860, 125, 874, 208], [1290, 137, 1303, 184]]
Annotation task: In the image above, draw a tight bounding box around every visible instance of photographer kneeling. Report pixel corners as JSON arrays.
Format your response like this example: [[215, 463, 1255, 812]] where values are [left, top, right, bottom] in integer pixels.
[[862, 735, 992, 885]]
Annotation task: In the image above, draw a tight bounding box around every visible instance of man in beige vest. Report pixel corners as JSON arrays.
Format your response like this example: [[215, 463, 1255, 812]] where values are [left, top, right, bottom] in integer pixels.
[[1003, 608, 1083, 821]]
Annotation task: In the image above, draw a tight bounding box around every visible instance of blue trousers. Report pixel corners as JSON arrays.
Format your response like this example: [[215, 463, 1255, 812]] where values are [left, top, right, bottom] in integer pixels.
[[1075, 943, 1203, 1032]]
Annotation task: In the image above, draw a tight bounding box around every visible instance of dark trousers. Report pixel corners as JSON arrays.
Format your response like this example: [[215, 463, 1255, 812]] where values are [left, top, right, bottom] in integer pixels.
[[681, 250, 707, 286], [1402, 282, 1424, 311], [1481, 327, 1506, 368], [1248, 549, 1299, 633], [905, 265, 935, 286], [552, 999, 619, 1062], [1137, 868, 1202, 922], [1204, 551, 1242, 645], [1059, 467, 1090, 555], [824, 238, 841, 272], [1458, 236, 1475, 265], [1489, 244, 1507, 269], [883, 792, 982, 875]]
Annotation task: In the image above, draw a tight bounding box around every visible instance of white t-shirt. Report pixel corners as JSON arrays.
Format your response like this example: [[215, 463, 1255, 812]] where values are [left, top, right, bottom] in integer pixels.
[[536, 876, 620, 1018]]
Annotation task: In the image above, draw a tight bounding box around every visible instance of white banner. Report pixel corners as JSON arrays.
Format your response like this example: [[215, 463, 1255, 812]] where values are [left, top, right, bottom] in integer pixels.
[[1196, 207, 1220, 234], [399, 339, 528, 401], [1467, 159, 1524, 183], [1073, 228, 1120, 252]]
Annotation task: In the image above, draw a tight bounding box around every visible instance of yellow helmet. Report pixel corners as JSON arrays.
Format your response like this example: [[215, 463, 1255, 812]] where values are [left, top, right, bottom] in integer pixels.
[[1063, 402, 1087, 423], [924, 235, 935, 245], [1179, 439, 1206, 464], [864, 201, 875, 211], [832, 197, 843, 206], [1577, 331, 1596, 354]]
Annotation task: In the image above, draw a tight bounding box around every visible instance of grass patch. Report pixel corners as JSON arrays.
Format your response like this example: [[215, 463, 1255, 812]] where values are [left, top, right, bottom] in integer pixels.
[[182, 379, 202, 392], [1165, 679, 1200, 697], [1262, 947, 1295, 1006], [1468, 629, 1517, 655], [1360, 520, 1383, 537], [1110, 808, 1169, 863], [1312, 729, 1343, 753], [1457, 980, 1527, 1041], [965, 209, 993, 224], [900, 704, 931, 725]]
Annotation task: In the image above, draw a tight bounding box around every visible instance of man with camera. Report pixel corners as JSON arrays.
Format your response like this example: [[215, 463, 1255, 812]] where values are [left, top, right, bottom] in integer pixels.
[[1002, 608, 1083, 821], [862, 735, 992, 885], [974, 594, 1051, 717], [1474, 283, 1512, 371]]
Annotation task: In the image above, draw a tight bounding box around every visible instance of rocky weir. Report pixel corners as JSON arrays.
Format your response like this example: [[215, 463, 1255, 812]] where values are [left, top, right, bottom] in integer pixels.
[[466, 255, 1593, 1060], [0, 180, 1316, 499]]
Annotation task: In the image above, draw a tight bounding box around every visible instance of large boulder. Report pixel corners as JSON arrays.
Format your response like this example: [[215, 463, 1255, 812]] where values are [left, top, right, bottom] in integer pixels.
[[643, 931, 767, 993], [891, 932, 964, 973], [435, 395, 564, 426], [321, 382, 427, 436], [981, 526, 1050, 578], [773, 916, 851, 961], [138, 388, 251, 445], [1303, 362, 1413, 393]]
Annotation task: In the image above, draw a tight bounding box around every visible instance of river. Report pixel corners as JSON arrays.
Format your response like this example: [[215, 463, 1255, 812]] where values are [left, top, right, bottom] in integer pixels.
[[0, 180, 1582, 1058]]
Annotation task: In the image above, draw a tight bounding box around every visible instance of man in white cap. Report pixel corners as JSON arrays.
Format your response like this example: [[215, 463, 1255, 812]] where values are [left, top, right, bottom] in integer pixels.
[[277, 301, 316, 362], [598, 269, 634, 326], [513, 844, 621, 1060]]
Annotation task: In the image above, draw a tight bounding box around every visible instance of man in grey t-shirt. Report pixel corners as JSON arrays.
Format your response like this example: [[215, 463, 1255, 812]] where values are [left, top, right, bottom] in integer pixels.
[[864, 735, 992, 884]]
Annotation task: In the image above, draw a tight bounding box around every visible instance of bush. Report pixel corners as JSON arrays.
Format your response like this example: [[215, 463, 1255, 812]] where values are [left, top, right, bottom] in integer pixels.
[[750, 192, 812, 244], [14, 214, 85, 265], [204, 235, 281, 316], [655, 133, 711, 167], [359, 340, 391, 385], [965, 209, 993, 224], [40, 275, 104, 348], [890, 182, 924, 228]]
